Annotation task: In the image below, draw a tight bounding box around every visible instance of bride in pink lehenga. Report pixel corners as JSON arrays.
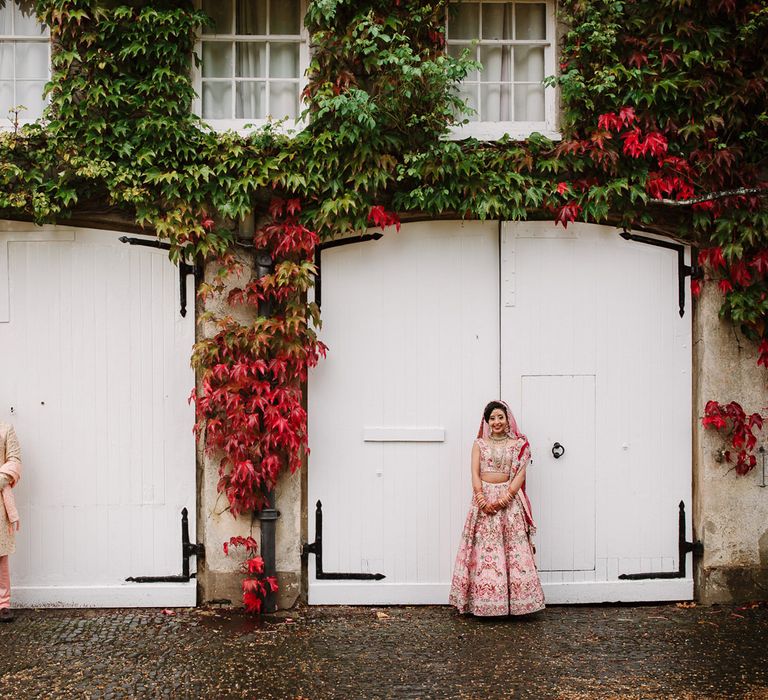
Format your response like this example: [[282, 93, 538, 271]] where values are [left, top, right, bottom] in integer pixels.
[[449, 400, 545, 616]]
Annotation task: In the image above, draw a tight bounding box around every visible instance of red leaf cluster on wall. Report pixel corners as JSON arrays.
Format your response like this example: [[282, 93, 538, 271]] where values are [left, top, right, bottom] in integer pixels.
[[224, 536, 278, 613], [702, 400, 764, 475]]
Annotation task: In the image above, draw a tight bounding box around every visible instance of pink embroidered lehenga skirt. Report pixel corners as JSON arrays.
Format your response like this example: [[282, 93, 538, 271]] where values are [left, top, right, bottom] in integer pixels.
[[449, 481, 545, 616]]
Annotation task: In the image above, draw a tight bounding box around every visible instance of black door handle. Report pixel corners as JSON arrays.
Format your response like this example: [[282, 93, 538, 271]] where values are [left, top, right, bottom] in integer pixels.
[[552, 442, 565, 459]]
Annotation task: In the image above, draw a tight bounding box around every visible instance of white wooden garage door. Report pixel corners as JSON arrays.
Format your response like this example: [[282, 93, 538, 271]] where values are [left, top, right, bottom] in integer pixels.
[[308, 220, 693, 605], [0, 225, 197, 607]]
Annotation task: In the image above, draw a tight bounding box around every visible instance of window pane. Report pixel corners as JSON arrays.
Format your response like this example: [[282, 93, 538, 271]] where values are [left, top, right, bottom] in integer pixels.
[[514, 46, 544, 82], [270, 43, 298, 78], [447, 2, 479, 40], [480, 45, 510, 83], [202, 43, 232, 78], [482, 3, 513, 40], [269, 81, 299, 119], [0, 45, 12, 79], [202, 0, 233, 35], [14, 1, 45, 36], [236, 0, 267, 35], [0, 5, 12, 34], [270, 0, 300, 35], [481, 83, 512, 121], [448, 43, 478, 81], [236, 81, 264, 119], [16, 41, 48, 80], [516, 3, 546, 40], [0, 82, 13, 114], [16, 79, 45, 118], [202, 81, 232, 119], [457, 83, 479, 121], [236, 42, 265, 78], [514, 83, 544, 120]]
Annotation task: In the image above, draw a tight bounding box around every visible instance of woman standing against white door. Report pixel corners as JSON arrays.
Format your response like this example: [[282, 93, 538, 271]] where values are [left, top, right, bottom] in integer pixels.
[[449, 401, 545, 616]]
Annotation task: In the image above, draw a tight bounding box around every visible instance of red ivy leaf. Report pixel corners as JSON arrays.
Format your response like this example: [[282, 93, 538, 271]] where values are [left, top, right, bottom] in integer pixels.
[[622, 129, 668, 158], [710, 247, 726, 270], [758, 340, 768, 368], [247, 556, 265, 575], [691, 279, 702, 298], [555, 203, 582, 228], [243, 591, 263, 613], [628, 51, 649, 68], [368, 206, 401, 232], [718, 279, 734, 294], [730, 260, 752, 287], [268, 198, 285, 219], [618, 106, 636, 126], [749, 251, 768, 276]]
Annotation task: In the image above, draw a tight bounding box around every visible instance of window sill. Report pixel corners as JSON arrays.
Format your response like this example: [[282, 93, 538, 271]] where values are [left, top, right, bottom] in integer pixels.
[[447, 122, 562, 143], [201, 117, 307, 137], [0, 119, 45, 131]]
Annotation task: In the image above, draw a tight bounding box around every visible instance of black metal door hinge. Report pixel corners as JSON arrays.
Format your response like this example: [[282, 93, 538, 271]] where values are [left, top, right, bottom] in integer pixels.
[[619, 230, 701, 317], [303, 501, 385, 580], [118, 236, 200, 317], [619, 500, 703, 580], [314, 233, 383, 309], [127, 507, 204, 583]]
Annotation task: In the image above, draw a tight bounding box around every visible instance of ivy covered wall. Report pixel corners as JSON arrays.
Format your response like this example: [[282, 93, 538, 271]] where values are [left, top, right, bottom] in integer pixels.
[[1, 0, 766, 605]]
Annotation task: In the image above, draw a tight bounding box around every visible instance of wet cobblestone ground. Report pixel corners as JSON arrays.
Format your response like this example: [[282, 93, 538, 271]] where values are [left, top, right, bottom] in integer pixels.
[[1, 603, 767, 699]]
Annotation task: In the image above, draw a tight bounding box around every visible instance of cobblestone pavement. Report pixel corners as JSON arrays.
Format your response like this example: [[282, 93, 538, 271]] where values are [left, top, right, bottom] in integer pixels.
[[1, 603, 767, 699]]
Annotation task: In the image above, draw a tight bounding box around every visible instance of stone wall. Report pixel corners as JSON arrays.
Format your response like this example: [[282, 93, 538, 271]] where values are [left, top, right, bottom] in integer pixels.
[[694, 283, 768, 603]]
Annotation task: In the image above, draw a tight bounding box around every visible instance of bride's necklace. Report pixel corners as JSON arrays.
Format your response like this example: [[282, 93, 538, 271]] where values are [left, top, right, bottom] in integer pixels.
[[488, 434, 509, 469]]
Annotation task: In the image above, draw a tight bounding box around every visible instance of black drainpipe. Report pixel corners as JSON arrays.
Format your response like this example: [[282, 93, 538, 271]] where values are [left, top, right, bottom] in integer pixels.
[[253, 250, 280, 613]]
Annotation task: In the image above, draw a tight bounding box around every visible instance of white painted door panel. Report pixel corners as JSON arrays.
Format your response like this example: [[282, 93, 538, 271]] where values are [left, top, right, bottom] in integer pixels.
[[0, 227, 196, 607], [522, 374, 596, 572], [501, 221, 692, 602], [308, 220, 692, 605], [308, 221, 499, 604]]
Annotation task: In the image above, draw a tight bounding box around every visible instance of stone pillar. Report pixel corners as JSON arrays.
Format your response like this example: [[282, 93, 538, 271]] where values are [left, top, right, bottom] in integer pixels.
[[195, 251, 303, 609], [196, 251, 258, 605], [693, 282, 768, 603]]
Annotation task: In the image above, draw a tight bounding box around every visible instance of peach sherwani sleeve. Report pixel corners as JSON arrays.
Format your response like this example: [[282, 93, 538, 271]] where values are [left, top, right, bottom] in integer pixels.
[[0, 424, 21, 530]]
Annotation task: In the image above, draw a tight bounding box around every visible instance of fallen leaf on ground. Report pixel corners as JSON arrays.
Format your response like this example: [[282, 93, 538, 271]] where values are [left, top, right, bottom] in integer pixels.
[[676, 602, 696, 608], [375, 611, 390, 619], [161, 609, 176, 616]]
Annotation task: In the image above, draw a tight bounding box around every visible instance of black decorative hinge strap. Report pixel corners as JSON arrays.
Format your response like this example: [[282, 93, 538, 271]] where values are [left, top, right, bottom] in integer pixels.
[[619, 500, 703, 581], [126, 507, 204, 583], [619, 230, 701, 318], [302, 501, 386, 581], [118, 236, 199, 317]]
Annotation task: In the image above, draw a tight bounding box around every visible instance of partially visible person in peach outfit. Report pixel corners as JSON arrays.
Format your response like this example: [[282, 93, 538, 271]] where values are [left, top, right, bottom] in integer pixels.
[[0, 422, 22, 623]]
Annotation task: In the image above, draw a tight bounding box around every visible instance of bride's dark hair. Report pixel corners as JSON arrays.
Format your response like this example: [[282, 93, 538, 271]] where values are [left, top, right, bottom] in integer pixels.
[[483, 401, 508, 424]]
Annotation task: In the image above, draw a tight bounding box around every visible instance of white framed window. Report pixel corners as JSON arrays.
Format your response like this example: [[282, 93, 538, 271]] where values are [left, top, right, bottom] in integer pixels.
[[194, 0, 308, 131], [0, 0, 50, 123], [446, 0, 558, 140]]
